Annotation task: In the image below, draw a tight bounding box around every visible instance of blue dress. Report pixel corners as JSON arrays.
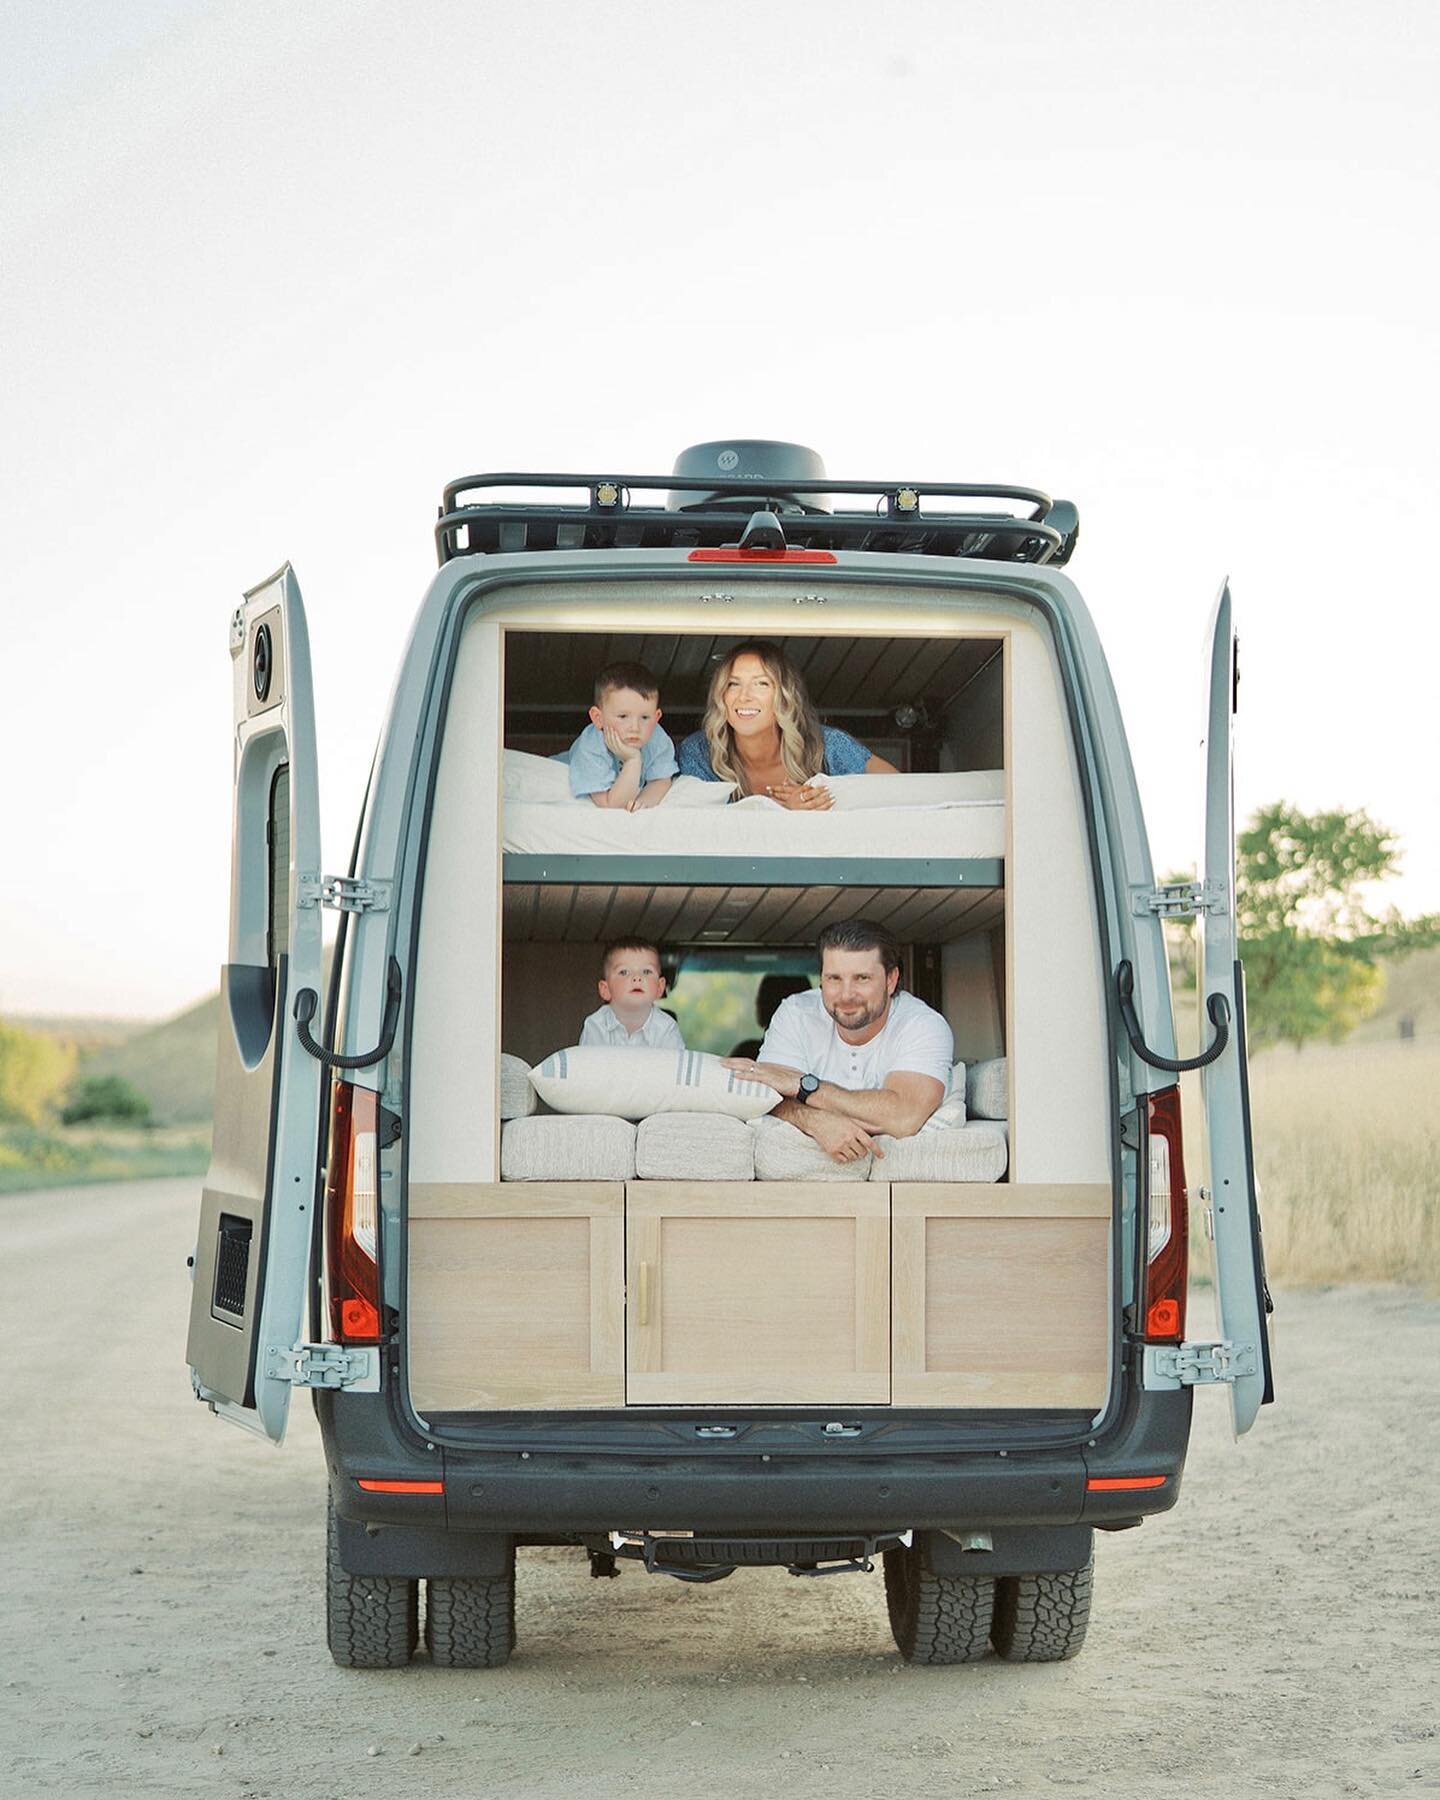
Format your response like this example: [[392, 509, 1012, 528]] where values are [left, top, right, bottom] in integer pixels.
[[677, 725, 872, 782]]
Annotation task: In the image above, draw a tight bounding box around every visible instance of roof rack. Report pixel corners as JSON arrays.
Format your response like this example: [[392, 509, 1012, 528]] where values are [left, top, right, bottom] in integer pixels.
[[435, 471, 1079, 568]]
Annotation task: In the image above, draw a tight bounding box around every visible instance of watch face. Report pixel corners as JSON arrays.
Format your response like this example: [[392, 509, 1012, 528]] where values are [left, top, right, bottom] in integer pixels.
[[800, 1073, 820, 1098]]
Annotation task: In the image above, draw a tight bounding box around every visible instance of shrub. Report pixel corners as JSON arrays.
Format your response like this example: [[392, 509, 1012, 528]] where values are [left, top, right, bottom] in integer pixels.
[[0, 1022, 77, 1125], [60, 1074, 152, 1127]]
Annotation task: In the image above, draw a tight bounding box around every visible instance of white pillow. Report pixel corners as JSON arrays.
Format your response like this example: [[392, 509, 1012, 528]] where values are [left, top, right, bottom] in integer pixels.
[[965, 1056, 1009, 1121], [919, 1077, 968, 1134], [503, 748, 575, 805], [809, 770, 1004, 810], [530, 1046, 781, 1121], [499, 1053, 538, 1120], [661, 774, 738, 808]]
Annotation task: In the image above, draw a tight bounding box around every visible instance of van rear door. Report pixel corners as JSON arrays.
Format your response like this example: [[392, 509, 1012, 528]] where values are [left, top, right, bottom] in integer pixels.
[[186, 566, 326, 1443], [1198, 582, 1275, 1435]]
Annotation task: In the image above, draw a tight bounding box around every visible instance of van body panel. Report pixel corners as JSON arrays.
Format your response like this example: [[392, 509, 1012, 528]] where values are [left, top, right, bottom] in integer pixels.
[[1003, 617, 1108, 1183], [187, 566, 324, 1443]]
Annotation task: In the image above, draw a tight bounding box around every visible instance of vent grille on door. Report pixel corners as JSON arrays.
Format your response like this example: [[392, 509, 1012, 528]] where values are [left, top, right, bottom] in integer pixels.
[[212, 1213, 253, 1322]]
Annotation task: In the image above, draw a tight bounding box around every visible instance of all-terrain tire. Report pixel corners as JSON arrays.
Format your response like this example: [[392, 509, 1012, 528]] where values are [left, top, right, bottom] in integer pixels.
[[883, 1543, 995, 1664], [326, 1505, 419, 1669], [990, 1553, 1094, 1662], [424, 1556, 517, 1669]]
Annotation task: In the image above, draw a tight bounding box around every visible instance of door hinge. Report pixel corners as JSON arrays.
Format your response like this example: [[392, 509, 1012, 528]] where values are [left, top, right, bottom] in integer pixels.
[[296, 875, 391, 914], [1131, 880, 1227, 919], [1145, 1339, 1258, 1387], [265, 1343, 381, 1390]]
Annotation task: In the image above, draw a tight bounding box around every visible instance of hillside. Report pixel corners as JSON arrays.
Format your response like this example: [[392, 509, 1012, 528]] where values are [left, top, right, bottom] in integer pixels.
[[80, 992, 221, 1125], [76, 950, 333, 1126]]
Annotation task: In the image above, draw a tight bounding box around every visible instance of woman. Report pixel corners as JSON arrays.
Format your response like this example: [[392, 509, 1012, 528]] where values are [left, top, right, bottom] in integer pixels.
[[677, 640, 896, 809]]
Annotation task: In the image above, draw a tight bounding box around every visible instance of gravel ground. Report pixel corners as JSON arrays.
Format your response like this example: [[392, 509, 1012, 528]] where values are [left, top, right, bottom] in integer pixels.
[[3, 1177, 1437, 1799]]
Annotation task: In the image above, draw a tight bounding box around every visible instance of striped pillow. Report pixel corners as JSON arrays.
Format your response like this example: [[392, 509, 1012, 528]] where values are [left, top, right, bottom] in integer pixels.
[[530, 1046, 781, 1122]]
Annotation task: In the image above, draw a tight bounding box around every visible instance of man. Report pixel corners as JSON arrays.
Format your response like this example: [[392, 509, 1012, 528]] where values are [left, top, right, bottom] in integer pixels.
[[723, 920, 952, 1164]]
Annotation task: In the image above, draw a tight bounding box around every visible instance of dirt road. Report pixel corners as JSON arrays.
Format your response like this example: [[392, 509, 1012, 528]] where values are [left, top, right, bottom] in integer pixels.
[[3, 1178, 1437, 1799]]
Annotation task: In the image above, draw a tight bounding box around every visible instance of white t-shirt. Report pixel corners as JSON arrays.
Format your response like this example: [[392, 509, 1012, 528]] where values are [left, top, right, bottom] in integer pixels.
[[757, 990, 953, 1093], [579, 1003, 684, 1049]]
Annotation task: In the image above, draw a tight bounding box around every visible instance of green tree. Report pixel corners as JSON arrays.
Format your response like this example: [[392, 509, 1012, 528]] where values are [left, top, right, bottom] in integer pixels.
[[0, 1022, 78, 1125], [61, 1074, 153, 1127], [1236, 803, 1439, 1050]]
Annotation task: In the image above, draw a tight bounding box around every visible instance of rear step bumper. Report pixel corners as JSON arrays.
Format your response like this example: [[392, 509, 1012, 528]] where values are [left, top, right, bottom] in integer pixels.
[[319, 1383, 1191, 1538]]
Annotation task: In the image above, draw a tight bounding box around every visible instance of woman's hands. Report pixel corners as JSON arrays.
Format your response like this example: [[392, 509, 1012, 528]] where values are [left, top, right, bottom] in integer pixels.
[[764, 780, 834, 811]]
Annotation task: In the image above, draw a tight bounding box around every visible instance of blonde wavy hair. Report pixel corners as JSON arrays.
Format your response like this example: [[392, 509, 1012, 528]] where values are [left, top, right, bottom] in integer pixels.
[[702, 640, 825, 792]]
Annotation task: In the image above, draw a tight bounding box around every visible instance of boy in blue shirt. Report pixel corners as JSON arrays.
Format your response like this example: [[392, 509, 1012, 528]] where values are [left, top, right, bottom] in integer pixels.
[[565, 661, 677, 809]]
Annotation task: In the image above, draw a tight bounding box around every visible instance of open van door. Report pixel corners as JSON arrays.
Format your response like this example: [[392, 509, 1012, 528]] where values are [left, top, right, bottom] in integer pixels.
[[1198, 582, 1275, 1435], [186, 567, 328, 1443]]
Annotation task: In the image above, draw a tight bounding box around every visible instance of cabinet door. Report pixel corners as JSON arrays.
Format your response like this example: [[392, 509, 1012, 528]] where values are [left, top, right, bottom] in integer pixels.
[[408, 1183, 624, 1411], [892, 1184, 1111, 1408], [626, 1183, 890, 1405]]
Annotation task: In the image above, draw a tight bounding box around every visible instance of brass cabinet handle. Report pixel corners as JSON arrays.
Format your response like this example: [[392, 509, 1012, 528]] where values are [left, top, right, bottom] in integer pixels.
[[637, 1260, 652, 1328]]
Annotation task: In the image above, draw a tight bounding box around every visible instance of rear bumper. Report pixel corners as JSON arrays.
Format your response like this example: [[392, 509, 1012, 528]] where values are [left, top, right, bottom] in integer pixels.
[[318, 1377, 1190, 1539]]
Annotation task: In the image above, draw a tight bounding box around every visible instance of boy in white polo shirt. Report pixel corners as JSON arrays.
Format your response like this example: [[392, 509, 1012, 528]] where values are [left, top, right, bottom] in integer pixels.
[[579, 940, 684, 1049], [723, 919, 951, 1164]]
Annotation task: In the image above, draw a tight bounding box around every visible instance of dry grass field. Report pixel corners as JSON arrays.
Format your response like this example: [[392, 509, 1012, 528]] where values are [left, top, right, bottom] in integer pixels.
[[1243, 1037, 1439, 1290]]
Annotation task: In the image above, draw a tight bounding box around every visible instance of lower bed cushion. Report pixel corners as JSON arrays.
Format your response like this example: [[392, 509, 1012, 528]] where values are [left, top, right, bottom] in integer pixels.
[[500, 1114, 636, 1181], [636, 1112, 754, 1181], [500, 1107, 1006, 1184], [870, 1120, 1008, 1182]]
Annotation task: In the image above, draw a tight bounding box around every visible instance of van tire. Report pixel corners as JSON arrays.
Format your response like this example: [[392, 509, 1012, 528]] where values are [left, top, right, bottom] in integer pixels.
[[883, 1543, 994, 1664], [325, 1505, 418, 1669], [990, 1554, 1094, 1662], [424, 1557, 517, 1669]]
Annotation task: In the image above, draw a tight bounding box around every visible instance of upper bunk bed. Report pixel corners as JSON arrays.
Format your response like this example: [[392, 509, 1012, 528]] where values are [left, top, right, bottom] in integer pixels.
[[501, 627, 1008, 903]]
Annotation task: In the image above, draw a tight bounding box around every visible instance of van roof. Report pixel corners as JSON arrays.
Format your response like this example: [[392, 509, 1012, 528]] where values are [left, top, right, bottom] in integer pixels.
[[435, 464, 1080, 569]]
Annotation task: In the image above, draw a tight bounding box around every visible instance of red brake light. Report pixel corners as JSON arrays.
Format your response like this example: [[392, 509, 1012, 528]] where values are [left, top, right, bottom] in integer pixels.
[[325, 1081, 383, 1344], [1141, 1085, 1187, 1343], [687, 547, 838, 563]]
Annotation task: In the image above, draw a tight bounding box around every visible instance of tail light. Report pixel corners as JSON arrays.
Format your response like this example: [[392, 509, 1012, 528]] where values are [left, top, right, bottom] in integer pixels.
[[1141, 1085, 1187, 1342], [324, 1081, 382, 1344]]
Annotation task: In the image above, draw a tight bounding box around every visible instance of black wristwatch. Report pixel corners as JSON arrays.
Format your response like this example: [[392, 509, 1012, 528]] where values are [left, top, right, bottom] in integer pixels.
[[797, 1073, 821, 1104]]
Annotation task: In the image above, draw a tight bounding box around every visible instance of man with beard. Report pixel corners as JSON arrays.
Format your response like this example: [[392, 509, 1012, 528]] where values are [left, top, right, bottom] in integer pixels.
[[722, 919, 953, 1164]]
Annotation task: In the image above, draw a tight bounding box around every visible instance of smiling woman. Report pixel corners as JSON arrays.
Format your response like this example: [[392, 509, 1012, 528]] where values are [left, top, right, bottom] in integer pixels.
[[677, 640, 897, 807]]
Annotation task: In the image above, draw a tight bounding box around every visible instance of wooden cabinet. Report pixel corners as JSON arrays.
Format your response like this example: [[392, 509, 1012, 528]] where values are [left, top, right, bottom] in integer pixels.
[[407, 1180, 1112, 1413], [408, 1182, 624, 1411], [625, 1182, 890, 1405], [892, 1184, 1111, 1408]]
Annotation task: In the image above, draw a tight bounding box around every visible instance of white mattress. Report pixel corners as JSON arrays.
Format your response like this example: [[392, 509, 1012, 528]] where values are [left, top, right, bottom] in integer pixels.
[[503, 790, 1005, 861]]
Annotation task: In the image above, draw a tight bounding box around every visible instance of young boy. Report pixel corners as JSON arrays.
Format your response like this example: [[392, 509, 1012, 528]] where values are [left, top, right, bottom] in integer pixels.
[[565, 661, 677, 810], [579, 940, 684, 1049]]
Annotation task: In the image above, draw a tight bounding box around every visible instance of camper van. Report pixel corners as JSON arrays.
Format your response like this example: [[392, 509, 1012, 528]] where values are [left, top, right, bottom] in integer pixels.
[[187, 440, 1273, 1671]]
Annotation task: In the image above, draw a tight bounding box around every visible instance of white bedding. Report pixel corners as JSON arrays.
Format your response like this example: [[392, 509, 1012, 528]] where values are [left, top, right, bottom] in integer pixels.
[[504, 786, 1005, 860]]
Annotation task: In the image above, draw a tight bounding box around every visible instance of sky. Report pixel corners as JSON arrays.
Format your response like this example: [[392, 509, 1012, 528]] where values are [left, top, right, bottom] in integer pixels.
[[2, 0, 1437, 1019]]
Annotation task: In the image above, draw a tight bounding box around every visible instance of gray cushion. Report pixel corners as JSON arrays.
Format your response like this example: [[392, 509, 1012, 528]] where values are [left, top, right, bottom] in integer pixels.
[[636, 1112, 755, 1181], [750, 1113, 873, 1181], [964, 1057, 1008, 1121], [500, 1114, 636, 1181], [500, 1053, 538, 1120], [872, 1120, 1009, 1183]]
